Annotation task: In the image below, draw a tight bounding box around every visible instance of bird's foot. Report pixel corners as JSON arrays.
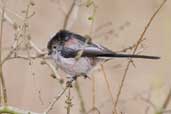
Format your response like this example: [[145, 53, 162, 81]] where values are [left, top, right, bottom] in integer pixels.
[[82, 74, 91, 80], [66, 81, 73, 87], [66, 76, 77, 87], [66, 74, 90, 87]]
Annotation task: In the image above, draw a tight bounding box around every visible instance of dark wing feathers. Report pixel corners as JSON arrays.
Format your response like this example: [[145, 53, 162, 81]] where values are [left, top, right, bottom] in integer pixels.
[[61, 47, 160, 59]]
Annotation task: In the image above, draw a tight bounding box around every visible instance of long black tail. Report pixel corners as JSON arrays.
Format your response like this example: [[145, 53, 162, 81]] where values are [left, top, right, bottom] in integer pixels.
[[60, 48, 160, 59], [97, 53, 160, 59]]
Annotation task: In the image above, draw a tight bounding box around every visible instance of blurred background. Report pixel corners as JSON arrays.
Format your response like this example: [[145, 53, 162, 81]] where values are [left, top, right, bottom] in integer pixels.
[[0, 0, 171, 114]]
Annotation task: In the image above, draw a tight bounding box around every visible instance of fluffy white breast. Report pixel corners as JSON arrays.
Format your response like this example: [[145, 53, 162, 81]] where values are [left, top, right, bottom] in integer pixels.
[[52, 52, 94, 76]]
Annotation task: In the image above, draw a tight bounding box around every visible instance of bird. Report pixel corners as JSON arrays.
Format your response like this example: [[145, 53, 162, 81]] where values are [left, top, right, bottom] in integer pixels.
[[47, 30, 160, 85]]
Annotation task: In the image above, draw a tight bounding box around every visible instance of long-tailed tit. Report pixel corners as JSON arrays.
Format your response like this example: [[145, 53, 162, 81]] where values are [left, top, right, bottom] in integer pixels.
[[47, 30, 160, 85]]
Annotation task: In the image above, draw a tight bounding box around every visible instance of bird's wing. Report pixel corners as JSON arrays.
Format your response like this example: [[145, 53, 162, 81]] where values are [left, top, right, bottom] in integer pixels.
[[60, 47, 160, 59], [61, 46, 112, 58], [61, 31, 159, 59], [63, 32, 114, 53]]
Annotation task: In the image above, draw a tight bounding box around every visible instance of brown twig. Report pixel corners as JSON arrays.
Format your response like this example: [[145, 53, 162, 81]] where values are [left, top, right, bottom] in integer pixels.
[[0, 7, 16, 26], [29, 41, 63, 82], [85, 2, 98, 113], [86, 107, 100, 114], [63, 0, 80, 30], [44, 87, 68, 114], [87, 1, 97, 35], [1, 0, 33, 65], [114, 0, 167, 112], [65, 88, 72, 114], [92, 74, 96, 114], [0, 2, 8, 106], [161, 88, 171, 111], [75, 80, 86, 114], [139, 95, 157, 111], [100, 64, 115, 113], [157, 88, 171, 114]]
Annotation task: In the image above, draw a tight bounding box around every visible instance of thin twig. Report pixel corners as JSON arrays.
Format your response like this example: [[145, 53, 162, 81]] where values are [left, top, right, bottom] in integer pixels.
[[29, 40, 63, 81], [0, 8, 16, 26], [114, 0, 167, 112], [43, 60, 63, 82], [1, 1, 33, 64], [0, 2, 8, 106], [86, 107, 100, 114], [66, 88, 72, 114], [162, 88, 171, 110], [157, 88, 171, 114], [100, 64, 115, 113], [88, 1, 97, 35], [29, 40, 45, 55], [0, 6, 64, 113], [0, 3, 25, 20], [86, 2, 98, 114], [92, 75, 96, 114], [63, 0, 80, 30], [75, 80, 86, 114], [44, 87, 68, 114], [139, 95, 157, 111]]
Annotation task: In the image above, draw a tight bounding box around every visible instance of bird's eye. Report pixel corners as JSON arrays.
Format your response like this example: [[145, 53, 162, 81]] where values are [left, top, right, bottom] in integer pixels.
[[52, 45, 57, 49]]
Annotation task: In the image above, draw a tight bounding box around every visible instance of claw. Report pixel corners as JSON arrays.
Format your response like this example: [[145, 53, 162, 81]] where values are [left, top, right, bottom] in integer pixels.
[[66, 81, 73, 87], [82, 74, 91, 80], [66, 76, 77, 87]]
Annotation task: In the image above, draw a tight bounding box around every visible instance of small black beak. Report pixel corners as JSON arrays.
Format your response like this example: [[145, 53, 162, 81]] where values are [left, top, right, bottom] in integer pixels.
[[48, 50, 52, 55]]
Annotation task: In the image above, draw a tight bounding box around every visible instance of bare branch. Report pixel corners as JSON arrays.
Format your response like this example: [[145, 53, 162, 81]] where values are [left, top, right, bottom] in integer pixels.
[[114, 0, 167, 112], [157, 88, 171, 114], [42, 60, 63, 81], [162, 88, 171, 110], [0, 2, 8, 106], [44, 87, 68, 114], [100, 64, 115, 113], [0, 8, 16, 26], [75, 80, 86, 114], [86, 107, 100, 114], [29, 40, 45, 55], [65, 88, 72, 114], [63, 0, 81, 30]]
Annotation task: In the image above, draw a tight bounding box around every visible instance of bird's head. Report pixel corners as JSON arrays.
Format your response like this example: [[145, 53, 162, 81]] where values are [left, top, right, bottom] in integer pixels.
[[47, 30, 71, 55]]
